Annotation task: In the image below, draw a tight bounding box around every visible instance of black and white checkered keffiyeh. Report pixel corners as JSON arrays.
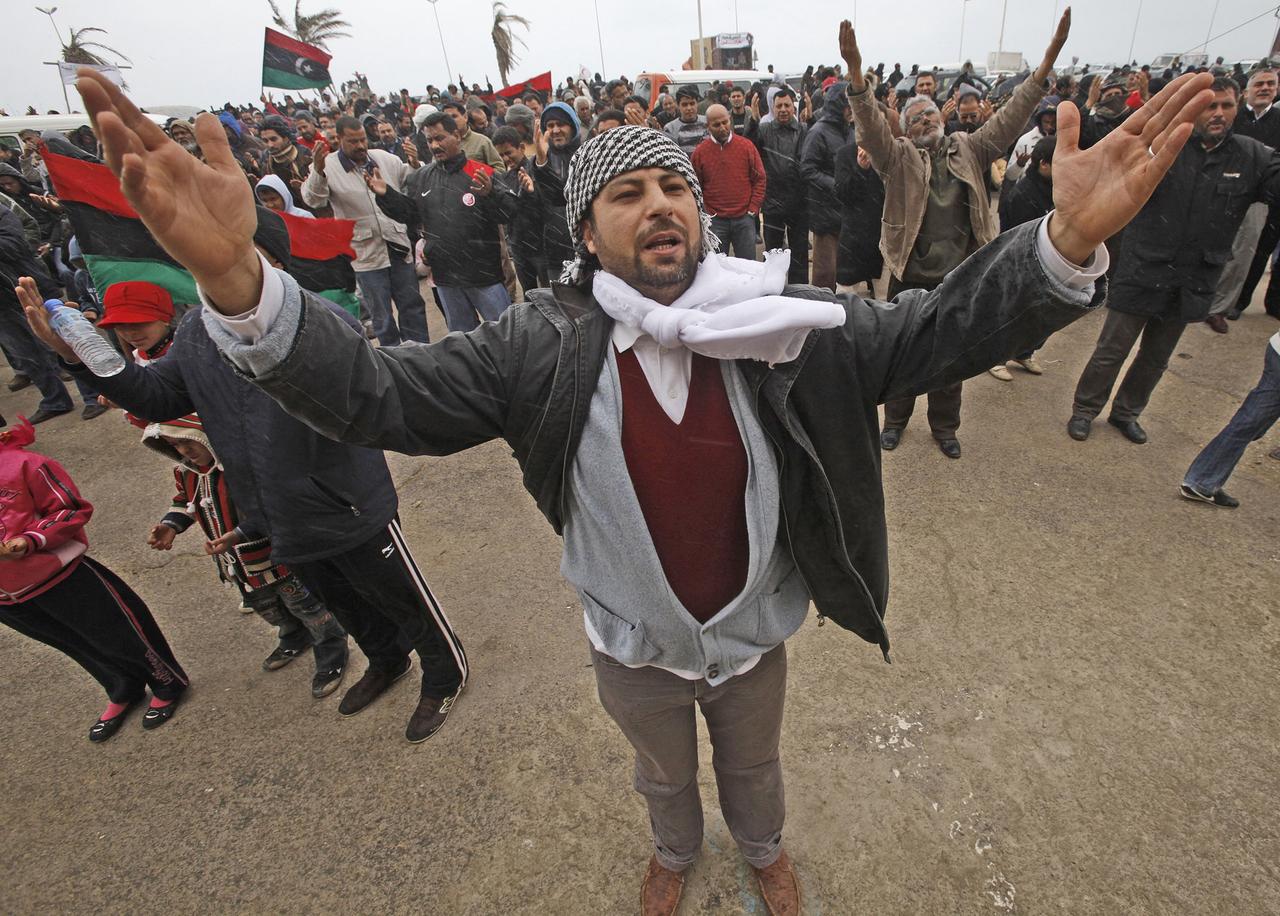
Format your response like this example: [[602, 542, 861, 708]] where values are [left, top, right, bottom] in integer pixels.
[[560, 125, 718, 284]]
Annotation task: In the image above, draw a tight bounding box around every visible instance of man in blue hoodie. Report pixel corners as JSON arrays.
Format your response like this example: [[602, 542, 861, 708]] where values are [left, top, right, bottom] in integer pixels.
[[532, 102, 583, 279]]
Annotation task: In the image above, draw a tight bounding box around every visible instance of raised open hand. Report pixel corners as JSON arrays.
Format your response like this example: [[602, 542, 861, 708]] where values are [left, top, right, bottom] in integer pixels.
[[1034, 8, 1072, 82], [75, 69, 261, 314], [533, 119, 549, 165], [838, 21, 864, 90], [364, 165, 388, 196], [1048, 72, 1213, 264], [15, 276, 77, 362]]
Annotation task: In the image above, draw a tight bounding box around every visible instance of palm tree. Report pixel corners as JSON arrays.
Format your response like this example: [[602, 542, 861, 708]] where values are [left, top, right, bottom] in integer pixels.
[[267, 0, 351, 50], [491, 2, 530, 87], [58, 25, 131, 66]]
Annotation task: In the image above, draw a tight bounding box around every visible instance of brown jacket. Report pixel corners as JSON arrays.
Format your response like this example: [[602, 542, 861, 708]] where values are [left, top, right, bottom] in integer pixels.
[[849, 77, 1047, 280]]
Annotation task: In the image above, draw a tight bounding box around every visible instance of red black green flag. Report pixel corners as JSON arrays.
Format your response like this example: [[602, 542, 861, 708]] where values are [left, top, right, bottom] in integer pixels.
[[262, 28, 332, 91], [43, 149, 200, 304], [44, 151, 359, 315]]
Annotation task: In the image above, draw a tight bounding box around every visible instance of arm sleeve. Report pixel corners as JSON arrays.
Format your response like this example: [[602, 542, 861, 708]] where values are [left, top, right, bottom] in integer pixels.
[[300, 161, 330, 209], [374, 185, 417, 226], [747, 143, 767, 213], [200, 268, 518, 456], [65, 341, 196, 423], [19, 456, 93, 551], [970, 78, 1049, 167], [840, 217, 1105, 405], [848, 86, 895, 171], [799, 130, 836, 195]]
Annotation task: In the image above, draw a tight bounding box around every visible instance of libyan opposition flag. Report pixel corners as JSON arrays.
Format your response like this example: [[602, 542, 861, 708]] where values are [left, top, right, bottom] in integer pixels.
[[262, 28, 332, 90], [43, 151, 360, 316], [496, 71, 553, 101]]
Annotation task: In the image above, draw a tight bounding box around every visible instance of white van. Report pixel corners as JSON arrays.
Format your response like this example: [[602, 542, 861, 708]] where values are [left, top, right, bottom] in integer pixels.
[[0, 112, 171, 154]]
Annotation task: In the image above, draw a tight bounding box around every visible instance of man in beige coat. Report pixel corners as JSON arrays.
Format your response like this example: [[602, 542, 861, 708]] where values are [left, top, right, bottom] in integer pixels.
[[844, 10, 1070, 458]]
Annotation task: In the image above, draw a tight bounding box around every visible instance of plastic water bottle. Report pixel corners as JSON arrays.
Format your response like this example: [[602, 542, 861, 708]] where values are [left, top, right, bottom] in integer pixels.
[[43, 299, 126, 377]]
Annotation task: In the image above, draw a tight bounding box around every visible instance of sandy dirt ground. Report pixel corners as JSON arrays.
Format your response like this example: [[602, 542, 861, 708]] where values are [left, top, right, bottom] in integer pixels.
[[0, 288, 1277, 916]]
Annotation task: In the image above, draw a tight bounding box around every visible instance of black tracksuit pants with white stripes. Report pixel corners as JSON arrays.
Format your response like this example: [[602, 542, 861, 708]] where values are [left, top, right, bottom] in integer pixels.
[[290, 519, 467, 697], [0, 557, 189, 704]]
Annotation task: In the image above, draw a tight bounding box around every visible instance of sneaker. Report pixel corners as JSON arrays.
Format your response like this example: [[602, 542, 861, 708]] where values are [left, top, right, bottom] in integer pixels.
[[262, 645, 308, 671], [7, 374, 32, 392], [338, 658, 412, 717], [312, 665, 346, 698], [1179, 483, 1239, 508], [405, 686, 463, 743], [988, 364, 1014, 381], [1013, 355, 1044, 375]]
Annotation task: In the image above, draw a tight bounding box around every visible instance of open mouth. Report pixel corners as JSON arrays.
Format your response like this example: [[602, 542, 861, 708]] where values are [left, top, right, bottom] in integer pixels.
[[643, 231, 683, 253]]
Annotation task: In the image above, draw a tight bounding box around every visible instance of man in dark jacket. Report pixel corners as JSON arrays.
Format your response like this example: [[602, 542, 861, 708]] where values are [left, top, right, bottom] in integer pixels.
[[834, 140, 884, 294], [753, 87, 810, 284], [492, 125, 547, 294], [1227, 67, 1280, 320], [57, 64, 1212, 916], [800, 81, 852, 290], [369, 111, 516, 332], [0, 206, 75, 423], [1069, 79, 1280, 444], [532, 102, 582, 281]]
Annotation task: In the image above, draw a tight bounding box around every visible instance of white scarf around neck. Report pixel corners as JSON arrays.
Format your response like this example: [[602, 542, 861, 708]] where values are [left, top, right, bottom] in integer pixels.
[[592, 249, 847, 365]]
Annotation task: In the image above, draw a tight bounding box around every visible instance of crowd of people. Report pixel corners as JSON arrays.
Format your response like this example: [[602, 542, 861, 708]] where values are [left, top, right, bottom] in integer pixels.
[[0, 14, 1277, 913]]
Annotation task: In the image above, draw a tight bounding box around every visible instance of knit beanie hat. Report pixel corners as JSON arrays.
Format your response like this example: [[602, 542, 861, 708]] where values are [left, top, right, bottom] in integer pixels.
[[504, 103, 535, 132], [559, 125, 716, 285], [412, 103, 438, 127]]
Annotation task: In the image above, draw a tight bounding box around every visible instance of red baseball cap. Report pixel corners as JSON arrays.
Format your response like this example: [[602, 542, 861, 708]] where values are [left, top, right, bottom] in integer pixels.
[[98, 281, 175, 327]]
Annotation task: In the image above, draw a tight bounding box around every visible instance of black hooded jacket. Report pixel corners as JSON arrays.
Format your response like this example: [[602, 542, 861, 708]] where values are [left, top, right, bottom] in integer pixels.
[[800, 83, 854, 235]]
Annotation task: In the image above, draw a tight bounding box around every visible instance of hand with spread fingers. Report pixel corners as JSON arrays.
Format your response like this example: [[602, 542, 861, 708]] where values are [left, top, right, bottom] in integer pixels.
[[1048, 72, 1214, 264], [74, 68, 262, 315]]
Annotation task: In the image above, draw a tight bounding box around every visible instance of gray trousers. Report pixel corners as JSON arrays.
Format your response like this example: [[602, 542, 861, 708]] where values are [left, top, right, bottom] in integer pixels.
[[591, 642, 787, 872], [1210, 203, 1268, 316], [1072, 308, 1188, 422]]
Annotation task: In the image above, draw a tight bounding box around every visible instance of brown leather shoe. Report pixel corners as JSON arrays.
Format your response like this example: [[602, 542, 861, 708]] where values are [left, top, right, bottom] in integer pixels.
[[1205, 314, 1229, 334], [640, 855, 685, 916], [753, 849, 801, 916]]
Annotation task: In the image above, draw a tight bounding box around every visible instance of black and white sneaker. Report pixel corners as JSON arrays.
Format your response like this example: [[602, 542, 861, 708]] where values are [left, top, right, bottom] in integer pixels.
[[262, 645, 308, 671], [1179, 483, 1240, 509], [312, 665, 345, 699]]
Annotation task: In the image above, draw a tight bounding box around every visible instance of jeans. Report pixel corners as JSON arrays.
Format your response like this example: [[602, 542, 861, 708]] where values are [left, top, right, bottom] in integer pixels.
[[435, 283, 512, 333], [355, 258, 430, 346], [1184, 344, 1280, 493], [762, 205, 809, 285], [0, 306, 73, 413], [591, 643, 788, 872], [710, 214, 758, 261], [242, 573, 349, 671], [1072, 306, 1187, 422]]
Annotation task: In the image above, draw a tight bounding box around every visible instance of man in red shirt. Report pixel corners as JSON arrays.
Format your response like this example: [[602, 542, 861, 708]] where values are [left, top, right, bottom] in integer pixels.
[[692, 104, 767, 260]]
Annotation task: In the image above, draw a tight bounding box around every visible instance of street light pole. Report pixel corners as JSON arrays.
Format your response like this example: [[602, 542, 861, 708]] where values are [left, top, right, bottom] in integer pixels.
[[959, 0, 970, 64], [1201, 0, 1222, 55], [997, 0, 1009, 56], [36, 5, 71, 111], [696, 0, 705, 68], [1127, 0, 1144, 65], [593, 0, 606, 75], [426, 0, 454, 87]]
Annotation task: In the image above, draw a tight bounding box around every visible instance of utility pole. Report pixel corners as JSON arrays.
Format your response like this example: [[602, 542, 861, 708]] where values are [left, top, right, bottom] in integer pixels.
[[1200, 0, 1222, 55], [959, 0, 972, 64], [1127, 0, 1144, 65], [593, 0, 606, 75], [696, 0, 705, 68], [997, 0, 1009, 56], [426, 0, 454, 88]]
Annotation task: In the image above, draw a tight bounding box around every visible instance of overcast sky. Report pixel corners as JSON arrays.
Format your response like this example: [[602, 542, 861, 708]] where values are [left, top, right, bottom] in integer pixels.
[[3, 0, 1275, 113]]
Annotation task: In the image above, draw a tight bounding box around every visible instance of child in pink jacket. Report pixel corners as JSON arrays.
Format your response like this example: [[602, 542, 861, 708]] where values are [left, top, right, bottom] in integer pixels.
[[0, 416, 188, 741]]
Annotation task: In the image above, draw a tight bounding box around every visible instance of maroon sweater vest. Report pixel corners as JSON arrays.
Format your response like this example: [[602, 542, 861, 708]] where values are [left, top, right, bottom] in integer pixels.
[[615, 347, 749, 624]]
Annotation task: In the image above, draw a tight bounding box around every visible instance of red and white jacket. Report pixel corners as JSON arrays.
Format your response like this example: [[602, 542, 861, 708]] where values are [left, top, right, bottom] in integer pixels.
[[0, 422, 91, 604]]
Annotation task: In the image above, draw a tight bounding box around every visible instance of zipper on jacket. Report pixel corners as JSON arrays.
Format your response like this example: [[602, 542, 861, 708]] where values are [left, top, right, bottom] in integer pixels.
[[309, 476, 362, 517]]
